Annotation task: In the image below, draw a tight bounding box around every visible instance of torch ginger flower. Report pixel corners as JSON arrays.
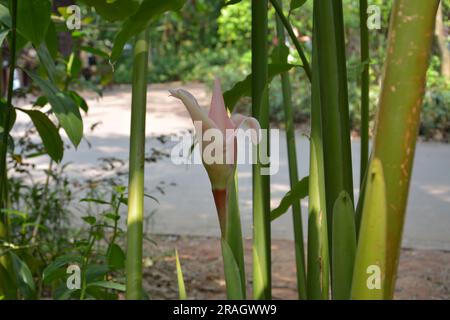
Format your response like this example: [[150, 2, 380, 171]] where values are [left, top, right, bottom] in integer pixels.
[[169, 78, 260, 234]]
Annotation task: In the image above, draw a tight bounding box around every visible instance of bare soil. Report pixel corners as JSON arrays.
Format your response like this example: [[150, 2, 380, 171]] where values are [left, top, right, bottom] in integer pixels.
[[143, 235, 450, 300]]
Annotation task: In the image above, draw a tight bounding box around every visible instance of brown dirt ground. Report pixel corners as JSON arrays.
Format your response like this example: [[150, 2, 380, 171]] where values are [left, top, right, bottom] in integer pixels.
[[142, 234, 450, 300]]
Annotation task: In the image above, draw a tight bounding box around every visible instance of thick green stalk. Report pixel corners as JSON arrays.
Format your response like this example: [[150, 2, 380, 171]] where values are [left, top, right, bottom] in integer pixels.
[[313, 0, 353, 253], [224, 174, 246, 299], [331, 191, 356, 300], [269, 0, 311, 81], [251, 0, 271, 300], [0, 0, 18, 300], [351, 159, 387, 300], [0, 0, 17, 230], [307, 7, 329, 299], [359, 0, 369, 186], [126, 30, 149, 300], [213, 185, 246, 299], [370, 0, 440, 298], [275, 9, 306, 300], [332, 0, 354, 201]]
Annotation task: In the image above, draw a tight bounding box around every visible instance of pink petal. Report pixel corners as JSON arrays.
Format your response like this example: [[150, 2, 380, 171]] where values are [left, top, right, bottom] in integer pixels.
[[169, 88, 216, 131], [208, 78, 235, 133]]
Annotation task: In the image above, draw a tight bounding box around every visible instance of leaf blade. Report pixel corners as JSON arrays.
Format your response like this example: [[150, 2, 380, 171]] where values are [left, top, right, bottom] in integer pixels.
[[17, 108, 64, 162], [270, 176, 309, 221], [25, 70, 83, 147]]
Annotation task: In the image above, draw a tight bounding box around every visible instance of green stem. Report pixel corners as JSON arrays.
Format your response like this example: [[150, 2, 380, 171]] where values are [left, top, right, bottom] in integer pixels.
[[275, 8, 306, 300], [109, 194, 123, 246], [270, 0, 311, 81], [370, 0, 440, 298], [0, 0, 17, 230], [313, 0, 353, 257], [306, 5, 330, 299], [214, 179, 246, 300], [30, 159, 54, 245], [0, 0, 17, 300], [251, 0, 271, 300], [359, 0, 369, 186], [333, 0, 354, 203], [126, 30, 149, 300], [80, 228, 96, 300], [225, 175, 246, 298]]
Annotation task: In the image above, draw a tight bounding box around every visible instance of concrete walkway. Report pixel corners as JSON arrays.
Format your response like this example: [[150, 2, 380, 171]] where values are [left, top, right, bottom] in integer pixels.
[[13, 83, 450, 250]]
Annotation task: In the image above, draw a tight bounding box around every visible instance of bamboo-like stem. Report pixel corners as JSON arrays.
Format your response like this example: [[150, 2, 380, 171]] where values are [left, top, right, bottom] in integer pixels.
[[225, 174, 246, 299], [270, 0, 311, 81], [126, 30, 149, 300], [332, 0, 354, 202], [359, 0, 369, 186], [306, 5, 329, 299], [214, 178, 246, 300], [251, 0, 271, 300], [0, 0, 18, 300], [370, 0, 440, 298], [275, 9, 306, 300], [0, 0, 17, 227], [313, 0, 353, 255]]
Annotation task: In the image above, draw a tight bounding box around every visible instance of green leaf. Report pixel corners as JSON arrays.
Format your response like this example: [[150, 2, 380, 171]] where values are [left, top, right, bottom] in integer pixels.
[[107, 243, 125, 269], [10, 252, 36, 299], [37, 43, 57, 83], [33, 96, 48, 108], [0, 101, 16, 133], [0, 29, 8, 47], [17, 108, 63, 162], [0, 4, 11, 27], [270, 44, 289, 64], [290, 0, 308, 12], [24, 70, 83, 147], [351, 159, 387, 300], [270, 176, 309, 221], [223, 63, 298, 112], [17, 0, 51, 46], [0, 262, 16, 299], [104, 212, 120, 221], [45, 21, 58, 59], [67, 91, 89, 113], [220, 239, 244, 299], [175, 249, 187, 300], [42, 255, 83, 284], [331, 191, 356, 300], [85, 264, 110, 282], [82, 216, 96, 225], [87, 281, 125, 291], [0, 6, 27, 51], [80, 0, 140, 22], [110, 0, 186, 63]]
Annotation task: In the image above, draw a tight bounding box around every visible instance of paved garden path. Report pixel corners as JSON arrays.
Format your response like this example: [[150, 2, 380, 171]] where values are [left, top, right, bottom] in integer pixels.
[[14, 83, 450, 250]]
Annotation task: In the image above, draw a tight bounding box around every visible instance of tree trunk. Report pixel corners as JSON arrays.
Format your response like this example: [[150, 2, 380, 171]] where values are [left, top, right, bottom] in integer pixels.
[[435, 2, 450, 79], [370, 0, 440, 298]]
